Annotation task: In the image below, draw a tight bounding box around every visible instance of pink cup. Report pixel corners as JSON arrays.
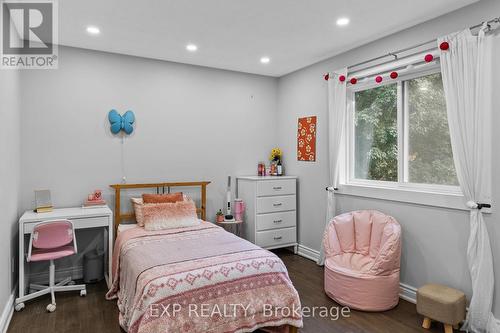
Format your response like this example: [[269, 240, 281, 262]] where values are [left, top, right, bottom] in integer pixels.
[[234, 199, 245, 221]]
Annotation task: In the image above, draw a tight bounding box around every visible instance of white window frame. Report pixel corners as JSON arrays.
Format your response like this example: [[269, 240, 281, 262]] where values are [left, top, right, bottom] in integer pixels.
[[338, 64, 467, 211]]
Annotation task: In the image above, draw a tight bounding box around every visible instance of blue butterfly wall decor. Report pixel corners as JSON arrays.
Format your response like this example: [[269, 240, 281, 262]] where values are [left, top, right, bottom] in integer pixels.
[[108, 109, 135, 135]]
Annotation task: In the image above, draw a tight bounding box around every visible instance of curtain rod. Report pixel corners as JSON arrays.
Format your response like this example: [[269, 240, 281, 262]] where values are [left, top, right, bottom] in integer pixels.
[[348, 16, 500, 70], [324, 16, 500, 77]]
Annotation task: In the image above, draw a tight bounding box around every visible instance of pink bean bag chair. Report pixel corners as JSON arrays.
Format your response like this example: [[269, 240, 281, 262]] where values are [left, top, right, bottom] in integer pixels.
[[323, 210, 401, 311]]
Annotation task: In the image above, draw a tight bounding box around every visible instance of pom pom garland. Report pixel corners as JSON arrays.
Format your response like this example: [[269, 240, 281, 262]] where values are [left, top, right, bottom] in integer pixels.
[[321, 41, 453, 82], [440, 42, 449, 51]]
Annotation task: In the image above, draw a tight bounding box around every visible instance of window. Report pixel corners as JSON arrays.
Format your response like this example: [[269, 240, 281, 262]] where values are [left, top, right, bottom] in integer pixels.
[[346, 69, 459, 191], [354, 83, 398, 182], [405, 73, 458, 186]]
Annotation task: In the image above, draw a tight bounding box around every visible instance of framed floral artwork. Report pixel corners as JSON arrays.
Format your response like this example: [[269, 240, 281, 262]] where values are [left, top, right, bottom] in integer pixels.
[[297, 116, 316, 161]]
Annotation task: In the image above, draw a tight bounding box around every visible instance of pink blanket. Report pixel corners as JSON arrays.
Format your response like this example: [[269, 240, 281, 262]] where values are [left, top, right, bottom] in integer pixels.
[[107, 222, 302, 333]]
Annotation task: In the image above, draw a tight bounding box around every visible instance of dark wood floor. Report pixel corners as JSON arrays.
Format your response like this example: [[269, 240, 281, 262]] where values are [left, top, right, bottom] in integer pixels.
[[8, 250, 444, 333]]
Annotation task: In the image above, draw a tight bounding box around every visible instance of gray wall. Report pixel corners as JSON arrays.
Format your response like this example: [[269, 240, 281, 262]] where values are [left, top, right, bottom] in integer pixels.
[[19, 46, 279, 274], [0, 69, 21, 313], [12, 0, 500, 319], [20, 46, 279, 217], [277, 0, 500, 316]]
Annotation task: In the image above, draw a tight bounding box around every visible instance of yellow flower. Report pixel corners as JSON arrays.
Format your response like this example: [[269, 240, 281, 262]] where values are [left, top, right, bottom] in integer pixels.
[[269, 147, 282, 161]]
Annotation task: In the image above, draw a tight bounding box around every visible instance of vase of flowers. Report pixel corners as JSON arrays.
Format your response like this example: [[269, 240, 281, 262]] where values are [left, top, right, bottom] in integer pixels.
[[269, 148, 283, 176]]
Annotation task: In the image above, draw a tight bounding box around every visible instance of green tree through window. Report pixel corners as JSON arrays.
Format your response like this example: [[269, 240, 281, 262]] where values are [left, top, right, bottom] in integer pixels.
[[407, 73, 458, 185], [352, 72, 457, 186], [354, 84, 398, 181]]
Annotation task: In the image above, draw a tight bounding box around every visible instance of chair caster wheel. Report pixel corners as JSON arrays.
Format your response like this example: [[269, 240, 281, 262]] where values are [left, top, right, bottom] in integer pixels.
[[46, 303, 56, 312], [15, 303, 25, 312], [80, 290, 87, 297]]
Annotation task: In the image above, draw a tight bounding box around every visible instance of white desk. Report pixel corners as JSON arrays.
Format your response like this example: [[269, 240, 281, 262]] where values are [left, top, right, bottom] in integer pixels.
[[18, 207, 113, 299]]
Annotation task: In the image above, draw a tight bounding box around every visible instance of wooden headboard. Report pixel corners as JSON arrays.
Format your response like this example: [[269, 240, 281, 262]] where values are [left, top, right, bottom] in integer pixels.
[[109, 181, 211, 234]]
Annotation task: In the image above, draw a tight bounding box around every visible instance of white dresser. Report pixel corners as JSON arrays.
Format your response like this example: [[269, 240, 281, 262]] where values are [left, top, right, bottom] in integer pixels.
[[236, 176, 297, 252]]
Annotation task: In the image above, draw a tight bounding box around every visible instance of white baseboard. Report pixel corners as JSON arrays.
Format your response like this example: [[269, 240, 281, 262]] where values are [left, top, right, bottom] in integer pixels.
[[296, 244, 320, 262], [0, 286, 17, 333], [295, 243, 418, 304], [399, 283, 417, 304], [29, 266, 83, 285]]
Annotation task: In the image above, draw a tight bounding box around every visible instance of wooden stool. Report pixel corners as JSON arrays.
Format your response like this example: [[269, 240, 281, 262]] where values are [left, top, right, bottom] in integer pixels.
[[417, 284, 466, 333]]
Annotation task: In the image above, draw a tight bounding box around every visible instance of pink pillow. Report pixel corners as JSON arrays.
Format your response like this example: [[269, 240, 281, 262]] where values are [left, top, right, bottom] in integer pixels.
[[131, 197, 145, 226], [142, 199, 199, 231], [142, 192, 183, 204], [333, 213, 355, 252], [353, 210, 372, 255]]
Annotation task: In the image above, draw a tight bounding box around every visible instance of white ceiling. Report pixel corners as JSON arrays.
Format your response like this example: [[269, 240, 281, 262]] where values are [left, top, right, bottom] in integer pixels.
[[53, 0, 479, 76]]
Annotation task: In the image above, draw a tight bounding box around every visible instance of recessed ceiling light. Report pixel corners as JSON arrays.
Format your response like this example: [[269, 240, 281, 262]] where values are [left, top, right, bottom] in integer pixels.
[[336, 17, 350, 26], [260, 57, 270, 64], [186, 44, 198, 52], [86, 26, 100, 35]]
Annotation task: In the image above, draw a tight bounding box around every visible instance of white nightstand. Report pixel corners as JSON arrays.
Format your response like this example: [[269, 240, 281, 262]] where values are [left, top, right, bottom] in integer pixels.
[[217, 220, 244, 237], [236, 176, 297, 253]]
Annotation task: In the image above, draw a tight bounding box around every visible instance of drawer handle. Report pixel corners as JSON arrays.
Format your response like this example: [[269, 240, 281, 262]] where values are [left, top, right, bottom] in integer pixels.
[[274, 236, 282, 240], [273, 219, 283, 223], [273, 203, 282, 207], [273, 186, 282, 190]]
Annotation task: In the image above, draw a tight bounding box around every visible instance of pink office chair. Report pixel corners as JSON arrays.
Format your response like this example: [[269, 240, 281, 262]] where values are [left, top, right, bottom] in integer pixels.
[[14, 219, 86, 312]]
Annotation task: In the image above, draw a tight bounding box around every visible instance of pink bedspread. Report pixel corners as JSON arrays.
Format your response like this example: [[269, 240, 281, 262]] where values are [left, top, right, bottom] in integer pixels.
[[107, 222, 302, 333]]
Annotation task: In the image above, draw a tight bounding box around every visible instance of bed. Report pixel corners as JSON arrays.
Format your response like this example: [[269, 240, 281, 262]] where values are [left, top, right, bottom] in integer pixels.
[[106, 181, 302, 333]]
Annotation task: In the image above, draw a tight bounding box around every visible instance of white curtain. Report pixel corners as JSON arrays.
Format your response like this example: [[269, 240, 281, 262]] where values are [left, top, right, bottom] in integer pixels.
[[439, 26, 499, 333], [318, 68, 348, 265]]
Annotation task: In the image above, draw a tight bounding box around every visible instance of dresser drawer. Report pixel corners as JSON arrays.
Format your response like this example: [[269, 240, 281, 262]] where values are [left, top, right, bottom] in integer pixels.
[[256, 211, 296, 231], [256, 227, 296, 248], [256, 179, 296, 197], [256, 195, 296, 214], [24, 216, 109, 234]]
